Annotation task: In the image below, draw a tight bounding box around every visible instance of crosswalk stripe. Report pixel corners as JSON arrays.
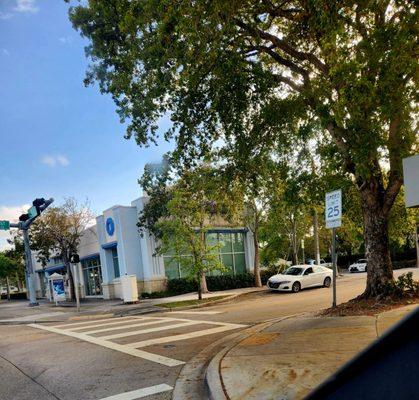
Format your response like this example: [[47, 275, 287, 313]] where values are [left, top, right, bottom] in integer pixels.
[[101, 320, 203, 340], [69, 317, 155, 331], [97, 384, 173, 400], [81, 318, 179, 335], [29, 323, 184, 367], [51, 316, 140, 329], [127, 324, 247, 348]]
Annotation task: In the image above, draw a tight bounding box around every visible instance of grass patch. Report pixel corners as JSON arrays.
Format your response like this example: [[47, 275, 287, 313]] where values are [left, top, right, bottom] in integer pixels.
[[157, 295, 230, 309]]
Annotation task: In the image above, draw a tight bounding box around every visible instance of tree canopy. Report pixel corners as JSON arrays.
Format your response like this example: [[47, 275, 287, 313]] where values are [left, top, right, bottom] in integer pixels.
[[69, 0, 418, 297]]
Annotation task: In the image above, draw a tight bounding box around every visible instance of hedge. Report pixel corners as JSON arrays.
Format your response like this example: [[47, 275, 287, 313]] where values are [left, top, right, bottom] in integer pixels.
[[164, 271, 273, 297], [0, 292, 28, 300]]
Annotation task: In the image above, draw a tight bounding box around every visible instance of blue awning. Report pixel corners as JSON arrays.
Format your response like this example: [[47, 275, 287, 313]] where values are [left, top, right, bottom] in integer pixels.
[[80, 253, 100, 262], [102, 241, 117, 250], [42, 264, 66, 273]]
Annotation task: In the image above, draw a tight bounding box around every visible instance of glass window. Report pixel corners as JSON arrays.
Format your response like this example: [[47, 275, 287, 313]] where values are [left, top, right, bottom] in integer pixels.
[[164, 257, 180, 280], [112, 248, 120, 278], [206, 232, 219, 253], [232, 233, 245, 252], [221, 253, 234, 275], [219, 233, 232, 254], [234, 253, 246, 274], [82, 257, 102, 296]]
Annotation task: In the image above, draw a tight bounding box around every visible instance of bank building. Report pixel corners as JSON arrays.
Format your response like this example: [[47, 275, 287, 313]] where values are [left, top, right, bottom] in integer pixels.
[[34, 196, 255, 300]]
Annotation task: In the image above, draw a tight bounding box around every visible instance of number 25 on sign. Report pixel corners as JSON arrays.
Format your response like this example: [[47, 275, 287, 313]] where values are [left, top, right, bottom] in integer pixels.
[[325, 190, 342, 229]]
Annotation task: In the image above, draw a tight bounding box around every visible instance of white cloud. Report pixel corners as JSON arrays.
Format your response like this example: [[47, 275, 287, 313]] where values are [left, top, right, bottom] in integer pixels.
[[41, 154, 70, 167], [0, 204, 30, 251], [14, 0, 38, 13], [0, 12, 13, 20], [56, 155, 70, 167], [2, 49, 10, 56]]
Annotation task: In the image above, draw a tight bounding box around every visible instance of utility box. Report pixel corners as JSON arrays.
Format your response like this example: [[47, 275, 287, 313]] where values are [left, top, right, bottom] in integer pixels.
[[120, 274, 139, 303]]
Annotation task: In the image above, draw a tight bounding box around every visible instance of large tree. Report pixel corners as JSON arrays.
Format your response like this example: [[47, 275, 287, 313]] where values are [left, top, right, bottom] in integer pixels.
[[69, 1, 418, 297]]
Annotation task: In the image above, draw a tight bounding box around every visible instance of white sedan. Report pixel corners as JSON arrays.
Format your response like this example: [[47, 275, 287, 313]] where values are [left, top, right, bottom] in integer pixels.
[[267, 265, 333, 293], [349, 259, 367, 273]]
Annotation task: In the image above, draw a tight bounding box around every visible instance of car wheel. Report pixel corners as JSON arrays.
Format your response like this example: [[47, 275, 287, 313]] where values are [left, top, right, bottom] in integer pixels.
[[323, 277, 332, 287], [292, 282, 301, 293]]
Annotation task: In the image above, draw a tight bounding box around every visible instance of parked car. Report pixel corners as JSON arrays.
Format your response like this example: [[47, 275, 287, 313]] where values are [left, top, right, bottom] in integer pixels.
[[0, 286, 18, 295], [267, 265, 333, 293], [349, 259, 367, 273], [307, 259, 332, 268]]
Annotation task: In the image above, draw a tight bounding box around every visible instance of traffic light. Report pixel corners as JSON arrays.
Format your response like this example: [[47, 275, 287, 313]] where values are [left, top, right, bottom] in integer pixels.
[[19, 213, 30, 222], [32, 198, 46, 215]]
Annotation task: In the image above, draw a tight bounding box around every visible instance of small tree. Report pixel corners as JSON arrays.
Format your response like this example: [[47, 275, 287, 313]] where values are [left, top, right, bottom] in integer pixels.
[[156, 171, 225, 299], [0, 253, 17, 299], [30, 198, 93, 301]]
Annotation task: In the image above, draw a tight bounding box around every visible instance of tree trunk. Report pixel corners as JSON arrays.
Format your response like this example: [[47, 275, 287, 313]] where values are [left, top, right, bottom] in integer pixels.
[[252, 210, 262, 287], [197, 271, 202, 300], [313, 208, 321, 265], [6, 276, 11, 301], [291, 218, 299, 265], [66, 263, 76, 301], [16, 272, 22, 292], [360, 186, 393, 298], [200, 272, 208, 294]]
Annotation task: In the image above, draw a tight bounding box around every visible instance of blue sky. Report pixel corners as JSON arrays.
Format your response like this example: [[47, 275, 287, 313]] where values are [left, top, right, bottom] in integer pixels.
[[0, 0, 173, 248]]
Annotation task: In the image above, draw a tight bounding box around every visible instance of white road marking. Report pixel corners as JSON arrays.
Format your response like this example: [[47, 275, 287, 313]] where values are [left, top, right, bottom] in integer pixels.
[[81, 318, 179, 335], [101, 320, 203, 340], [97, 384, 173, 400], [127, 323, 247, 348], [51, 316, 140, 329], [170, 311, 223, 315], [28, 323, 184, 367]]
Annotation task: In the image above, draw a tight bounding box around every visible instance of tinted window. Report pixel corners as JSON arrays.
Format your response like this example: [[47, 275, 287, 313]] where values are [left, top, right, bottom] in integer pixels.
[[284, 267, 303, 275], [304, 267, 313, 275]]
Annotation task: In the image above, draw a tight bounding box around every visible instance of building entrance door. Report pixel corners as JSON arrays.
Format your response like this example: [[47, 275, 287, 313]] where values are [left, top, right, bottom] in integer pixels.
[[82, 257, 103, 296]]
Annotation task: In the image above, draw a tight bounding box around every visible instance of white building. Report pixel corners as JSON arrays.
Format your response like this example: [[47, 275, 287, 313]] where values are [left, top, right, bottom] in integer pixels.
[[34, 196, 255, 300]]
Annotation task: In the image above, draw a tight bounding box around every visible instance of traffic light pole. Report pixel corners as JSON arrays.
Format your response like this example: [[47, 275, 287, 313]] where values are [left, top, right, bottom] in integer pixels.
[[332, 227, 337, 308], [23, 228, 38, 306], [9, 198, 54, 307]]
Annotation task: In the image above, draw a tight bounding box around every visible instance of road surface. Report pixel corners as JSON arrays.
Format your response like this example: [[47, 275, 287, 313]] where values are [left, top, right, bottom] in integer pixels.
[[0, 269, 417, 400]]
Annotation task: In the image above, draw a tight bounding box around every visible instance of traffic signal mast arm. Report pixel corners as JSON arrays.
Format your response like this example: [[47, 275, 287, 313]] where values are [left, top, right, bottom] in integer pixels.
[[8, 197, 54, 306]]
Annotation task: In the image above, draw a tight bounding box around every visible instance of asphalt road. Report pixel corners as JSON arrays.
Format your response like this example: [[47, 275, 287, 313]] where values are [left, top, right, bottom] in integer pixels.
[[0, 269, 417, 400]]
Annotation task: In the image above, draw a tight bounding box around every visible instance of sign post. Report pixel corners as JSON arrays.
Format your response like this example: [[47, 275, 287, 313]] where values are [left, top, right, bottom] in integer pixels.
[[325, 189, 342, 308], [70, 254, 81, 312]]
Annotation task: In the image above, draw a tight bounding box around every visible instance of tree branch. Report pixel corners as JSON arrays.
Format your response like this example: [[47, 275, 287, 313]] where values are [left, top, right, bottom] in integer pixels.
[[235, 19, 328, 75]]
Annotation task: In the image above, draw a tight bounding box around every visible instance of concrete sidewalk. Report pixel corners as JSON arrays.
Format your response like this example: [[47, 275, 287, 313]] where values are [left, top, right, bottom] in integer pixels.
[[0, 286, 262, 324], [207, 304, 418, 400]]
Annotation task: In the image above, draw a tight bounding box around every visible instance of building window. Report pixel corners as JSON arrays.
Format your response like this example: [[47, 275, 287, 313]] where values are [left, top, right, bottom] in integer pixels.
[[162, 231, 246, 280], [112, 248, 120, 278], [82, 257, 102, 296]]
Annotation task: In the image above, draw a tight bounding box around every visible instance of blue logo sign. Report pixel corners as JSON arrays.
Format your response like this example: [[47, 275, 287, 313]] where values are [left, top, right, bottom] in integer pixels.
[[106, 217, 115, 236]]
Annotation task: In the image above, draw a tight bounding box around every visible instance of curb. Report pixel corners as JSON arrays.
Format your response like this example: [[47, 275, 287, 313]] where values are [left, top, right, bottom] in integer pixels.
[[156, 289, 264, 313]]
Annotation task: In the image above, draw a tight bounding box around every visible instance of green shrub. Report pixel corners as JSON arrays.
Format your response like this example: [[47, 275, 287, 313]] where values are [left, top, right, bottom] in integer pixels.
[[381, 272, 419, 298], [206, 273, 254, 291], [141, 291, 170, 299], [0, 292, 27, 300], [167, 277, 198, 295]]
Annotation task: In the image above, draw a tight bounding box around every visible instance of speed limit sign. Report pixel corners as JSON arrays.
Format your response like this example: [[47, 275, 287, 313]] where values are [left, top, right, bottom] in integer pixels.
[[325, 189, 342, 229]]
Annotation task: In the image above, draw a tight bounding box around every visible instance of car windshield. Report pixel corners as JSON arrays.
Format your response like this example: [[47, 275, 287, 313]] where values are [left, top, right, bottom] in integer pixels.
[[284, 267, 303, 275], [357, 259, 366, 263]]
